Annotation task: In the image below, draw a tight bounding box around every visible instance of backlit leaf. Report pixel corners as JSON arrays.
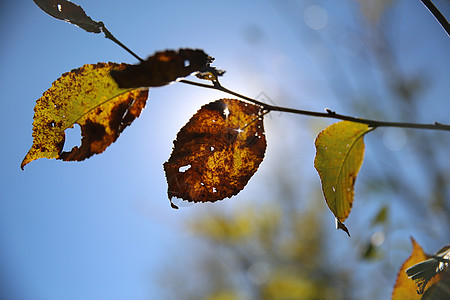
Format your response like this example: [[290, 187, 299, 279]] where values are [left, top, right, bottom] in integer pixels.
[[21, 63, 149, 169], [406, 245, 450, 295], [314, 121, 371, 232], [33, 0, 102, 33], [164, 99, 266, 208], [110, 49, 213, 88], [391, 238, 441, 299]]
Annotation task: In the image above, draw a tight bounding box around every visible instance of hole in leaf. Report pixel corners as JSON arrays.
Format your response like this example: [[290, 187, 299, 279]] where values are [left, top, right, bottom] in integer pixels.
[[178, 165, 191, 173], [223, 107, 230, 118], [63, 124, 82, 152]]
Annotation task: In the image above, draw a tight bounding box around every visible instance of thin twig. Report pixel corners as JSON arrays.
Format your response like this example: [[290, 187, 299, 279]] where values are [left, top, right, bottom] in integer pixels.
[[179, 79, 450, 131], [420, 0, 450, 37], [100, 23, 145, 62]]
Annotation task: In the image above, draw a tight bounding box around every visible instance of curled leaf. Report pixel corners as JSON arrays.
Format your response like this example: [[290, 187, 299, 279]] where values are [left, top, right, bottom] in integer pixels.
[[314, 121, 372, 232], [164, 99, 266, 208], [21, 63, 149, 169], [392, 238, 443, 299], [33, 0, 102, 33], [195, 66, 226, 82], [406, 245, 450, 294], [421, 277, 450, 299], [110, 49, 214, 88]]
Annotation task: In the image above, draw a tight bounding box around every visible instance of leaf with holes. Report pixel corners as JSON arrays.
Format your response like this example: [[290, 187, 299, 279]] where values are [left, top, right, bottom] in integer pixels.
[[164, 99, 266, 208], [21, 62, 149, 169], [33, 0, 103, 33], [110, 49, 215, 88], [314, 121, 372, 234]]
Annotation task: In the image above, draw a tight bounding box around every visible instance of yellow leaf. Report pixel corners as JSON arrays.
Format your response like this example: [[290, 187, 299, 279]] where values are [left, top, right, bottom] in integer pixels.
[[21, 62, 149, 169], [391, 238, 442, 299], [314, 121, 371, 227]]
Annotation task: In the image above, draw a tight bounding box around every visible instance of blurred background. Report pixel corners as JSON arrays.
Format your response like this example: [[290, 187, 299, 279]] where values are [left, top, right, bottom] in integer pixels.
[[1, 0, 449, 299]]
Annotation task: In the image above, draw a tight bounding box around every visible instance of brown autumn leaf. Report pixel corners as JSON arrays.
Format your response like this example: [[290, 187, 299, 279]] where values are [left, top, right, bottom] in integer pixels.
[[164, 99, 266, 208], [21, 62, 148, 169], [33, 0, 102, 33], [110, 49, 213, 88]]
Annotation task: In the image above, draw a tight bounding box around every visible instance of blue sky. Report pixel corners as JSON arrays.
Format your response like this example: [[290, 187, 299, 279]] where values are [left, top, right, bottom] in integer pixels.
[[1, 1, 449, 300]]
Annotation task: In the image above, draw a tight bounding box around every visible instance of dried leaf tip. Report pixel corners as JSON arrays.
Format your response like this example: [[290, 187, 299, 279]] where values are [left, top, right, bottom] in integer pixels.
[[335, 218, 350, 237]]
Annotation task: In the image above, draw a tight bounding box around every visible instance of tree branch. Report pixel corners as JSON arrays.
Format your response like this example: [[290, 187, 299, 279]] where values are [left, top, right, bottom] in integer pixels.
[[179, 79, 450, 131], [420, 0, 450, 37]]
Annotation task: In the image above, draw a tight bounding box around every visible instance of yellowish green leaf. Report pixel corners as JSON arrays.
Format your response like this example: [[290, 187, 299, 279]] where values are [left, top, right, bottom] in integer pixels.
[[314, 121, 371, 228], [21, 62, 149, 169]]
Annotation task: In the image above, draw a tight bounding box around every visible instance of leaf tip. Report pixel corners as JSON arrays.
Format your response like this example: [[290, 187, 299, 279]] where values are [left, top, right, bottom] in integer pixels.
[[170, 200, 179, 209], [20, 153, 33, 170], [335, 218, 351, 237]]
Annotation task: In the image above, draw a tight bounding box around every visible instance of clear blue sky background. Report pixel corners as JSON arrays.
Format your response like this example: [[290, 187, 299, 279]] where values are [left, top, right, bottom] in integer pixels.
[[1, 1, 449, 300]]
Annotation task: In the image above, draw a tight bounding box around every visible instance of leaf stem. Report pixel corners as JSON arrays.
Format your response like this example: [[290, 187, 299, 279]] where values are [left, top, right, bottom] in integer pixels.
[[420, 0, 450, 37], [179, 79, 450, 131], [100, 23, 145, 62]]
